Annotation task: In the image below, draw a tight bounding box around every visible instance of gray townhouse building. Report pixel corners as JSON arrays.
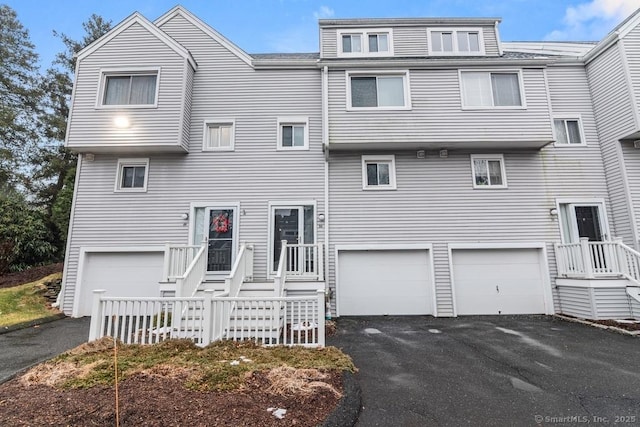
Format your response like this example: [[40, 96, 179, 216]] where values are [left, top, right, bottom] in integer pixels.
[[60, 6, 640, 331]]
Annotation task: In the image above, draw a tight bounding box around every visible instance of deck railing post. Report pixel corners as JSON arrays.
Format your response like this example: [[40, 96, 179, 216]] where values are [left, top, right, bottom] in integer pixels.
[[580, 237, 594, 278], [317, 289, 326, 347], [202, 290, 215, 346], [317, 243, 324, 281], [162, 243, 171, 282], [614, 237, 626, 278], [89, 290, 106, 341]]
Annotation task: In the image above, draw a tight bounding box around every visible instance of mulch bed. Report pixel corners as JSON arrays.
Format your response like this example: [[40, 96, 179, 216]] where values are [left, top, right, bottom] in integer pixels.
[[591, 319, 640, 331], [0, 263, 63, 289], [0, 370, 343, 426]]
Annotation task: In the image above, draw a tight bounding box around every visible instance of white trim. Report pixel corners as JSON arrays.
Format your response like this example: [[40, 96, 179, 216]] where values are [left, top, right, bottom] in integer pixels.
[[470, 154, 507, 189], [447, 242, 554, 316], [276, 116, 310, 151], [494, 21, 503, 56], [427, 27, 486, 56], [154, 6, 253, 67], [267, 200, 318, 277], [114, 158, 150, 193], [362, 155, 397, 190], [95, 67, 161, 109], [57, 154, 84, 310], [202, 119, 236, 151], [72, 245, 166, 317], [459, 69, 527, 110], [337, 28, 394, 57], [63, 60, 80, 146], [552, 114, 587, 147], [177, 61, 189, 151], [554, 198, 611, 243], [346, 70, 412, 111], [334, 244, 437, 317], [77, 12, 196, 69], [188, 201, 241, 245]]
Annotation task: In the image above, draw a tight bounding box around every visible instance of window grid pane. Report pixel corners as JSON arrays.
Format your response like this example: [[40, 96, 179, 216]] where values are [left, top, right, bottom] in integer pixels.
[[566, 120, 582, 144], [104, 76, 130, 105], [293, 125, 305, 146], [468, 32, 480, 51], [351, 77, 378, 107], [463, 72, 492, 107], [351, 35, 362, 52], [376, 76, 404, 107], [282, 126, 293, 147], [431, 32, 443, 52], [129, 75, 156, 104], [378, 34, 389, 52], [457, 32, 470, 52], [368, 35, 378, 52], [491, 73, 522, 106], [474, 159, 489, 186], [342, 35, 352, 53], [487, 161, 503, 185], [377, 163, 390, 185], [366, 163, 378, 186], [554, 119, 569, 144], [121, 166, 145, 188]]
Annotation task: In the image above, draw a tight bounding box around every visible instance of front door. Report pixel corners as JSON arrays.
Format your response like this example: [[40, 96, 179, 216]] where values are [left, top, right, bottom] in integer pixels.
[[206, 208, 236, 274], [559, 203, 608, 243], [271, 205, 314, 272]]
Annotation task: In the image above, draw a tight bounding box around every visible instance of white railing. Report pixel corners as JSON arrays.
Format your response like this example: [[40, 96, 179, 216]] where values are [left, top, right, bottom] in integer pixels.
[[88, 289, 325, 348], [224, 244, 254, 297], [175, 244, 207, 297], [274, 241, 287, 298], [284, 243, 324, 281], [210, 291, 325, 347], [163, 244, 202, 282], [88, 291, 209, 346], [555, 238, 640, 285]]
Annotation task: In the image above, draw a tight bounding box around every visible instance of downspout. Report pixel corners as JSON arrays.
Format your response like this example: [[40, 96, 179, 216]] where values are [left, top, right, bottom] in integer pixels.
[[322, 65, 331, 315]]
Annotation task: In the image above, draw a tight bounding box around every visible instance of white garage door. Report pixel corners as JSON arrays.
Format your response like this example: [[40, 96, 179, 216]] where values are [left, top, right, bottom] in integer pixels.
[[452, 249, 547, 315], [338, 250, 432, 316], [76, 252, 164, 316]]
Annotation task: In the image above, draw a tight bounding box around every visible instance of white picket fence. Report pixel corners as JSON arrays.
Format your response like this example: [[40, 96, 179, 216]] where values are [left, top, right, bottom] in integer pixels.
[[88, 289, 326, 347]]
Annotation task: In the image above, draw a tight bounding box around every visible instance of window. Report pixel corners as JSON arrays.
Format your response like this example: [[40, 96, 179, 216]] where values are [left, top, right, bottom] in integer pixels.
[[203, 121, 234, 151], [100, 70, 158, 107], [362, 155, 396, 190], [471, 155, 507, 189], [460, 71, 524, 108], [348, 72, 409, 109], [428, 28, 484, 55], [554, 118, 585, 146], [115, 158, 149, 192], [342, 34, 362, 53], [338, 29, 393, 56], [277, 117, 309, 150]]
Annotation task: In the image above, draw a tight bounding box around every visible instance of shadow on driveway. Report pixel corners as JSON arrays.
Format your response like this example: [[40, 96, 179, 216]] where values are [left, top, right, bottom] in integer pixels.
[[328, 315, 640, 426], [0, 317, 90, 384]]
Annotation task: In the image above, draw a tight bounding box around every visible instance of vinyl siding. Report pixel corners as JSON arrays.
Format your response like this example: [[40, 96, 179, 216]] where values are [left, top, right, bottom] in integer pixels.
[[61, 13, 324, 314], [586, 43, 637, 245], [328, 67, 553, 147], [622, 142, 640, 224], [556, 285, 594, 318], [328, 151, 562, 316], [593, 287, 640, 319], [66, 22, 190, 152], [394, 27, 428, 56], [621, 24, 640, 121]]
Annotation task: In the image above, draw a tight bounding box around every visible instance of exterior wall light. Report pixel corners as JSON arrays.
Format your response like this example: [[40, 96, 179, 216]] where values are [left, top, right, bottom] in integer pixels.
[[180, 213, 189, 220], [113, 116, 130, 128], [439, 149, 448, 158], [549, 208, 558, 216]]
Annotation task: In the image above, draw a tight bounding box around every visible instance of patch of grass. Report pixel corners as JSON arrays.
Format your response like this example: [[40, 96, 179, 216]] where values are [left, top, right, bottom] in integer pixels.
[[25, 337, 356, 392], [0, 273, 61, 327]]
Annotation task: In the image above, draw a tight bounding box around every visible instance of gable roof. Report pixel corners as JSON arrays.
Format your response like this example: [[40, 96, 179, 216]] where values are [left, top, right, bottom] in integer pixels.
[[155, 5, 253, 67], [584, 7, 640, 62], [76, 12, 197, 69]]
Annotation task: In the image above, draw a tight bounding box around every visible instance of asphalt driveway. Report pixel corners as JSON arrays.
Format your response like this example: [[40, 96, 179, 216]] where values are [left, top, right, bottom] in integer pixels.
[[0, 317, 90, 384], [328, 315, 640, 426]]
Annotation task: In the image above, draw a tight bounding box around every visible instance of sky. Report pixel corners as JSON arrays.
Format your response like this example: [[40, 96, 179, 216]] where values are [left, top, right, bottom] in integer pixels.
[[4, 0, 640, 69]]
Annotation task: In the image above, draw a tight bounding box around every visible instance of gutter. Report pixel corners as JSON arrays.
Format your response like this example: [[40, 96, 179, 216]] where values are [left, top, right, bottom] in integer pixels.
[[321, 66, 330, 293], [318, 58, 551, 69]]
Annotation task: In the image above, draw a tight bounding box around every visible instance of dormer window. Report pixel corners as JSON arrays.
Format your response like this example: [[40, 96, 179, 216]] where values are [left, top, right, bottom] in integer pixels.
[[428, 28, 484, 55], [338, 29, 393, 57]]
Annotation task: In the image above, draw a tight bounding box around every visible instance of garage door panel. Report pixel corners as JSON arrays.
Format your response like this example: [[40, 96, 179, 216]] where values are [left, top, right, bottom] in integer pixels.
[[78, 252, 164, 316], [338, 250, 432, 316], [453, 249, 546, 315]]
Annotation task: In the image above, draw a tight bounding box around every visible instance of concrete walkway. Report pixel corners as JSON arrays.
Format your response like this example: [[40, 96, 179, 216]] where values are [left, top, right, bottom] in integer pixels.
[[328, 315, 640, 426], [0, 317, 90, 384]]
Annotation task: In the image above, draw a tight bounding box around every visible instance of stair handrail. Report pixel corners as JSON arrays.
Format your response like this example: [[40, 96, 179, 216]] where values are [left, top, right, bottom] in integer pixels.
[[614, 240, 640, 286], [274, 241, 288, 297], [224, 244, 254, 298], [175, 243, 207, 298]]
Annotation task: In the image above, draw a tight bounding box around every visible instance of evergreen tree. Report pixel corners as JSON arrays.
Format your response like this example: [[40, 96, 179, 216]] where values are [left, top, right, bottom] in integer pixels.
[[0, 4, 41, 191]]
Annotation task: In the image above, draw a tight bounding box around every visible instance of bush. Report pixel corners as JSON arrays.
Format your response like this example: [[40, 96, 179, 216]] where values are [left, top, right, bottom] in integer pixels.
[[0, 191, 56, 274]]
